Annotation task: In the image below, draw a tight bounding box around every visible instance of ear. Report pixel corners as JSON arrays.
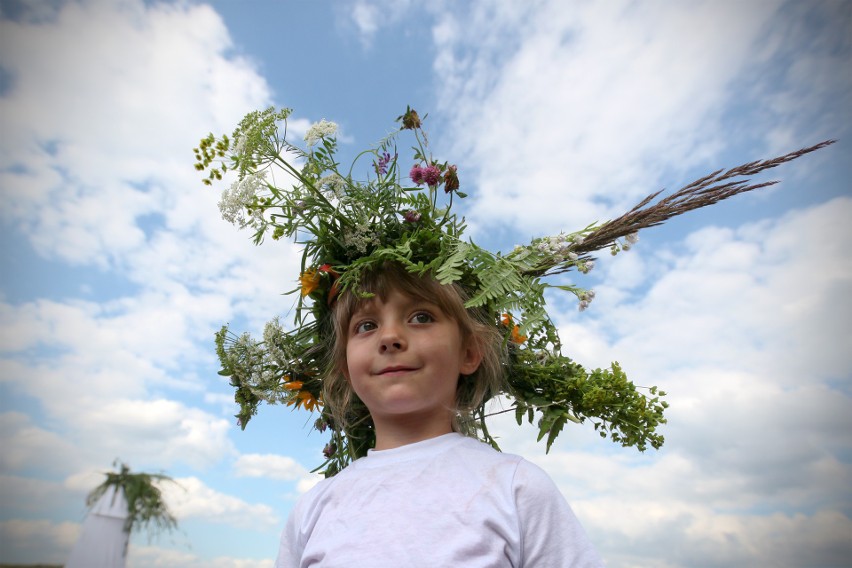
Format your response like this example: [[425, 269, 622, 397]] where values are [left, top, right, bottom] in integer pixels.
[[459, 340, 484, 376]]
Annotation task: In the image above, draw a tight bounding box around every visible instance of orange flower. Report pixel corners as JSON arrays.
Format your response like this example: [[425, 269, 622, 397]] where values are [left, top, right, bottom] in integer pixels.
[[284, 380, 321, 412], [501, 313, 527, 344], [299, 268, 320, 297]]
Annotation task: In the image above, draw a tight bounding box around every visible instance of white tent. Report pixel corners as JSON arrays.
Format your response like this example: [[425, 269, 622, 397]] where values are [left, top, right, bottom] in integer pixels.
[[66, 484, 130, 568]]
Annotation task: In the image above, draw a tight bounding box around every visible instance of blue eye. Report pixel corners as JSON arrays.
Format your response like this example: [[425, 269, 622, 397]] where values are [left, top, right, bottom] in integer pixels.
[[410, 312, 434, 324]]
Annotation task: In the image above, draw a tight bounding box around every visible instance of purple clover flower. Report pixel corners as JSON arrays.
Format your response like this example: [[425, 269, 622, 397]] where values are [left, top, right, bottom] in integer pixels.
[[410, 165, 425, 185], [403, 210, 422, 223], [422, 165, 441, 186]]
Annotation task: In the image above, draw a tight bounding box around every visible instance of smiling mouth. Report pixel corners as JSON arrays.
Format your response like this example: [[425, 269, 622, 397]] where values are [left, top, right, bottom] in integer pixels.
[[376, 366, 417, 375]]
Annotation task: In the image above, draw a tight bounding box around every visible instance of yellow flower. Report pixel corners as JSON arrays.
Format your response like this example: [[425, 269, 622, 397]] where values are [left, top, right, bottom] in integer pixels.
[[299, 268, 320, 297], [284, 380, 321, 412]]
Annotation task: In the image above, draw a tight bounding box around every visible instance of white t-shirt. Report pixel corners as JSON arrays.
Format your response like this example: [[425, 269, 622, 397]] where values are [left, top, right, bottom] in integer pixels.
[[275, 433, 603, 567]]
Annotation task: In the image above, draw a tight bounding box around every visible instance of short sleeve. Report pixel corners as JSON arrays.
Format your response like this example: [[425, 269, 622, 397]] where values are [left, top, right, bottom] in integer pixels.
[[513, 460, 605, 567]]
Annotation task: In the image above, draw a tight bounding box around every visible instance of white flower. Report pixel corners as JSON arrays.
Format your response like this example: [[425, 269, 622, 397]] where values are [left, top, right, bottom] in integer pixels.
[[625, 232, 640, 244], [233, 134, 248, 157], [567, 252, 579, 261], [305, 119, 338, 146], [263, 317, 291, 368], [317, 173, 347, 199], [218, 172, 267, 229], [343, 223, 379, 254]]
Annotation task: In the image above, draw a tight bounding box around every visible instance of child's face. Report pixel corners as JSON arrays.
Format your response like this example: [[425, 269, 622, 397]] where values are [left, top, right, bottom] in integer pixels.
[[343, 288, 482, 425]]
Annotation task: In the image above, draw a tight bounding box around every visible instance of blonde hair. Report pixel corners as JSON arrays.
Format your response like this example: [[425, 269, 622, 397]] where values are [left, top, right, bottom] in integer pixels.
[[322, 262, 506, 440]]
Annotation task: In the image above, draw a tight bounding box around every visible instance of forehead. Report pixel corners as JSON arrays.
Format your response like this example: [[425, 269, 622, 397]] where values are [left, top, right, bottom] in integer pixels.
[[349, 288, 441, 315]]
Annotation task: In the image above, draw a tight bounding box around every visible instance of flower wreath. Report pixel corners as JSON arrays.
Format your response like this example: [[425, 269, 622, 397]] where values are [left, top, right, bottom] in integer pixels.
[[194, 106, 832, 477]]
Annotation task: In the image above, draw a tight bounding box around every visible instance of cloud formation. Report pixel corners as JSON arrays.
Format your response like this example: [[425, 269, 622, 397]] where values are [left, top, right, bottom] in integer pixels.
[[1, 0, 849, 566]]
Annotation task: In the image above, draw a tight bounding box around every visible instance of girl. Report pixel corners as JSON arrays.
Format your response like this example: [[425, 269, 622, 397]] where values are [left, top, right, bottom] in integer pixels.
[[275, 262, 604, 567], [198, 106, 822, 567]]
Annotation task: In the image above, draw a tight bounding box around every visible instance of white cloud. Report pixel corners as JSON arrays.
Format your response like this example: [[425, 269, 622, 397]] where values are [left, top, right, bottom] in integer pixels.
[[0, 0, 312, 495], [1, 1, 848, 566], [428, 0, 848, 239], [482, 196, 852, 566], [347, 0, 413, 48], [0, 474, 82, 518], [233, 453, 306, 481], [0, 519, 80, 565], [162, 476, 279, 530], [0, 412, 85, 475]]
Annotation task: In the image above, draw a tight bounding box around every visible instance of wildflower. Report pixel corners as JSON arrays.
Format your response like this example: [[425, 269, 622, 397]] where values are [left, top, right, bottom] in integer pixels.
[[300, 268, 321, 297], [579, 300, 590, 312], [410, 165, 425, 184], [626, 232, 640, 244], [403, 210, 422, 223], [304, 119, 338, 146], [400, 107, 421, 130], [343, 223, 379, 254], [284, 379, 320, 411], [318, 173, 347, 199], [422, 165, 441, 186], [314, 417, 329, 433], [501, 313, 527, 344], [568, 252, 579, 261], [263, 317, 291, 368], [443, 164, 459, 193], [323, 442, 338, 459], [375, 152, 393, 175], [288, 389, 320, 412], [218, 173, 267, 229], [232, 134, 248, 157]]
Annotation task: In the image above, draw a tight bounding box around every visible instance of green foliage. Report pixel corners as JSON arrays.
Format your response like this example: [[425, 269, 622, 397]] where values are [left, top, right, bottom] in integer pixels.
[[86, 462, 179, 538], [197, 105, 669, 476]]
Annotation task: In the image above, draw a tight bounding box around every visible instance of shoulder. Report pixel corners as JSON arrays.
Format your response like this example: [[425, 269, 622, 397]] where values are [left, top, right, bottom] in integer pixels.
[[451, 435, 525, 468]]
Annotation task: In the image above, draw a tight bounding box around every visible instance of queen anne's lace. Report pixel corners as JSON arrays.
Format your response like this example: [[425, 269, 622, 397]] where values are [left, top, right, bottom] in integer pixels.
[[304, 119, 338, 146], [218, 173, 266, 229]]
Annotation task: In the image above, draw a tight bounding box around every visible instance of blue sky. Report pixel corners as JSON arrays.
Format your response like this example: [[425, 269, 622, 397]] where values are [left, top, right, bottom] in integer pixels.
[[0, 1, 850, 567]]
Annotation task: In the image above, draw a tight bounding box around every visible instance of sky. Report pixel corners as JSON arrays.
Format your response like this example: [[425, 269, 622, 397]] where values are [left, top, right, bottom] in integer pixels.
[[0, 0, 850, 567]]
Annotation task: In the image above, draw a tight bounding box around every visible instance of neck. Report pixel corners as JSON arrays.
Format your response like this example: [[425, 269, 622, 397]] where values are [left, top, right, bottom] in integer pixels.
[[371, 410, 454, 451]]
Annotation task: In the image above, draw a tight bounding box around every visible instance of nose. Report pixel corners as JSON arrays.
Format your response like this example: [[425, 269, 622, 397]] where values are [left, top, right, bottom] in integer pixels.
[[379, 322, 407, 353]]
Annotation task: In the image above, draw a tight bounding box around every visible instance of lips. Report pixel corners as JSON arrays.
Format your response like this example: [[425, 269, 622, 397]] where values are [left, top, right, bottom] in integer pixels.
[[376, 365, 417, 376]]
